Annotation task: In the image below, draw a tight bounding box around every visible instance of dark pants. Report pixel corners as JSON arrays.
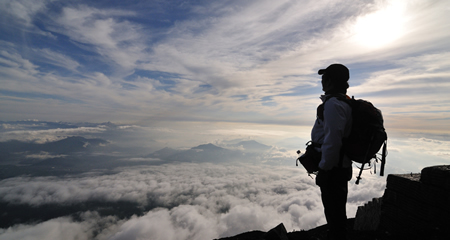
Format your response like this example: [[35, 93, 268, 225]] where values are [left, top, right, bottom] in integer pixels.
[[316, 167, 352, 240]]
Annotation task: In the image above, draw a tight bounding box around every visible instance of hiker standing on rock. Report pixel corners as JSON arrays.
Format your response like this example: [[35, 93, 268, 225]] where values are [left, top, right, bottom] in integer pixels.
[[312, 63, 353, 240]]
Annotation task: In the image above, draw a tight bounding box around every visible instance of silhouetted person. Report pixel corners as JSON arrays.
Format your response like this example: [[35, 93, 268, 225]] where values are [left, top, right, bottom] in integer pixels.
[[312, 63, 353, 240]]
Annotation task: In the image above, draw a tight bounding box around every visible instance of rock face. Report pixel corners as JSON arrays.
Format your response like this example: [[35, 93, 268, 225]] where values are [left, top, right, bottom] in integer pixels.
[[353, 197, 382, 231], [215, 223, 293, 240], [354, 165, 450, 233]]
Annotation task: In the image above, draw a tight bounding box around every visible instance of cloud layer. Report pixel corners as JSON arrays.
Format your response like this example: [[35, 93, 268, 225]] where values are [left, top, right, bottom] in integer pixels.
[[0, 120, 448, 240], [0, 163, 386, 240]]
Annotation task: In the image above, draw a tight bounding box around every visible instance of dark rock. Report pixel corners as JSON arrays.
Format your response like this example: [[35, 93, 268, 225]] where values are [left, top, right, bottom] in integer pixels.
[[261, 223, 288, 240], [420, 165, 450, 190], [354, 197, 382, 231], [214, 230, 265, 240], [354, 165, 450, 238], [378, 167, 450, 232]]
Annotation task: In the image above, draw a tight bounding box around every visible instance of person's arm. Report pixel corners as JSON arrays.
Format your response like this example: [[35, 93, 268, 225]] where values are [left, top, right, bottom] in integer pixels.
[[319, 98, 350, 170]]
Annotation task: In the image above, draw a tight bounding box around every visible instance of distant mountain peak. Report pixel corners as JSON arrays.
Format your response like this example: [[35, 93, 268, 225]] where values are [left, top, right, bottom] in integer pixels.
[[191, 143, 223, 150], [233, 140, 271, 150], [146, 147, 181, 159]]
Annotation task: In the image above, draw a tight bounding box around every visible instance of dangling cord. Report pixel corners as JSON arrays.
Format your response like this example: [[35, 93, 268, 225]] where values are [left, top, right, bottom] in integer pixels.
[[380, 141, 387, 176], [371, 157, 377, 175], [355, 162, 365, 185], [295, 150, 301, 166]]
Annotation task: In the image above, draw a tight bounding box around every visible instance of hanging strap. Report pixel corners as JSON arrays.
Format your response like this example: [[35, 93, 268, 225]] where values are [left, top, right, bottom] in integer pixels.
[[380, 141, 387, 176], [355, 162, 364, 185]]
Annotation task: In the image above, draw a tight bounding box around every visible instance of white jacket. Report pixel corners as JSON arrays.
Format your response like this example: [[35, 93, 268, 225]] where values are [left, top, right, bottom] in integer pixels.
[[311, 94, 352, 170]]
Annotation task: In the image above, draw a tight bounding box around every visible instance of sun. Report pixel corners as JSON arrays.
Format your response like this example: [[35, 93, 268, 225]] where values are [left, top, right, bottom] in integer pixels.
[[352, 1, 406, 48]]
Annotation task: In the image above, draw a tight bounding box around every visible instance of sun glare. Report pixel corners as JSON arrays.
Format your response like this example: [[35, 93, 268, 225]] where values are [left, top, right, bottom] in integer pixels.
[[352, 1, 406, 48]]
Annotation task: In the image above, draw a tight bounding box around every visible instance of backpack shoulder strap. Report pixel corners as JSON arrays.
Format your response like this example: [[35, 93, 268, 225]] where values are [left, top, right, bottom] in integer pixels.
[[317, 94, 353, 168], [324, 94, 352, 106], [317, 94, 352, 121]]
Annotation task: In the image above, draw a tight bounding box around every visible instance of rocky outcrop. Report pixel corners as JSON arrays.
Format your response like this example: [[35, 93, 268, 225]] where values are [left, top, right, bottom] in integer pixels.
[[353, 197, 382, 231], [215, 223, 295, 240], [354, 165, 450, 235]]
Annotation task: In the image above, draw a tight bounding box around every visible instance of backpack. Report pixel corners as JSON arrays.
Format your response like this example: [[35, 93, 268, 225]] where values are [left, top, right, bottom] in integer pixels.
[[330, 95, 388, 184], [297, 94, 388, 184]]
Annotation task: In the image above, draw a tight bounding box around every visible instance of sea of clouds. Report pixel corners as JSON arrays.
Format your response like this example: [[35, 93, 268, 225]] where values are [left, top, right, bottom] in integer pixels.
[[0, 162, 386, 240], [1, 120, 448, 240]]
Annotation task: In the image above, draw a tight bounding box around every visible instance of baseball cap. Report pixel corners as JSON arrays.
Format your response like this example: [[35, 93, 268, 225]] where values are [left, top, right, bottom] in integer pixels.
[[318, 63, 349, 82]]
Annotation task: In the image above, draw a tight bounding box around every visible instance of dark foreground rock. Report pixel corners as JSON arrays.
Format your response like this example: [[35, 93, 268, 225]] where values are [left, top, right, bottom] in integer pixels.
[[355, 165, 450, 236], [216, 219, 448, 240], [216, 165, 450, 240]]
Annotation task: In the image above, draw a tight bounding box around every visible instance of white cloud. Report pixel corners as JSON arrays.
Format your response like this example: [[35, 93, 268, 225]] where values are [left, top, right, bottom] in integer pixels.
[[25, 151, 67, 159], [0, 0, 56, 38], [34, 48, 81, 71], [351, 52, 450, 95], [0, 48, 39, 76], [0, 162, 387, 240], [109, 206, 219, 240], [350, 0, 407, 48], [0, 217, 89, 240], [344, 51, 450, 131], [142, 0, 367, 87], [0, 0, 49, 26], [49, 5, 144, 71], [0, 212, 121, 240], [0, 126, 107, 143], [1, 0, 449, 130], [1, 119, 448, 239]]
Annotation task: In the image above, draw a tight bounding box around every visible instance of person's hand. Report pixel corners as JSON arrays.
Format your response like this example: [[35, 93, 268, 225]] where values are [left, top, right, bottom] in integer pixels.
[[315, 169, 328, 186]]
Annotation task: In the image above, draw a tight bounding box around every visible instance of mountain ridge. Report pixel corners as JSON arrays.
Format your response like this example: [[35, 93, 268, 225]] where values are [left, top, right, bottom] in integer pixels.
[[146, 141, 273, 164]]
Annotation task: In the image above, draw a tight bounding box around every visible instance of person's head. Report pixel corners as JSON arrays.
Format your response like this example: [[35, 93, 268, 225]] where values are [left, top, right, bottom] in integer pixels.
[[318, 63, 349, 94]]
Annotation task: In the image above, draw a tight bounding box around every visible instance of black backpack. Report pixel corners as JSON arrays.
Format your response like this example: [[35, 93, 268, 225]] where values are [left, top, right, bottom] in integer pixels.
[[322, 95, 388, 184]]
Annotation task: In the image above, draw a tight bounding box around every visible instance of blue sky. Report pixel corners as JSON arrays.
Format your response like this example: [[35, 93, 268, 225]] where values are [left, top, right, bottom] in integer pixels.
[[1, 0, 449, 130]]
